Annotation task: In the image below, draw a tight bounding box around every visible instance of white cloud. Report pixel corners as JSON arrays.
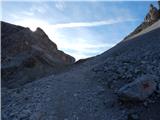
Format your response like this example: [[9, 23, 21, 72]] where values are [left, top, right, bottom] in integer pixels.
[[30, 5, 46, 14], [50, 18, 137, 29], [9, 14, 20, 19], [21, 3, 49, 16], [21, 11, 34, 16], [55, 1, 65, 11]]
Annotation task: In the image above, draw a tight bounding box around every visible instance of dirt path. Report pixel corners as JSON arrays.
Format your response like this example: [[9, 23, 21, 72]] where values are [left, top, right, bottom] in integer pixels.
[[2, 64, 125, 120]]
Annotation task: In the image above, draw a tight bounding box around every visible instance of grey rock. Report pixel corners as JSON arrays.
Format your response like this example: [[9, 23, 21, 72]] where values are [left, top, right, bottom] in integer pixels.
[[124, 4, 160, 40], [143, 101, 148, 107], [118, 74, 157, 101], [18, 109, 31, 120], [127, 113, 139, 120], [144, 4, 159, 23]]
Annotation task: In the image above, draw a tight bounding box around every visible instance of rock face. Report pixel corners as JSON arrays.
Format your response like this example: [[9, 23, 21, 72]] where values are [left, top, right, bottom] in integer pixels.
[[124, 3, 160, 40], [144, 4, 159, 23], [118, 74, 157, 101], [1, 21, 75, 88]]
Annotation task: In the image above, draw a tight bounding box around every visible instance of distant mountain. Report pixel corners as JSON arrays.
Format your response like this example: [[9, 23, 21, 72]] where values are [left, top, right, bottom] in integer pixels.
[[1, 21, 75, 88]]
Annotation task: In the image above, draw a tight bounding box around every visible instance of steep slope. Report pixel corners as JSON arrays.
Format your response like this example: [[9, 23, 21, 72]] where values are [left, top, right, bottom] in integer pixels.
[[1, 21, 75, 88], [2, 18, 160, 120], [82, 19, 160, 119]]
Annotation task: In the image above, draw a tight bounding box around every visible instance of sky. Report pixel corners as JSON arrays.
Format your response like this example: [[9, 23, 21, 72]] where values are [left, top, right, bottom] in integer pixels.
[[1, 1, 159, 60]]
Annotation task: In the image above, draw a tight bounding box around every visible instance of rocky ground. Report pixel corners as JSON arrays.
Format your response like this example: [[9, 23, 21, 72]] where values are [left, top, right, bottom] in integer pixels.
[[2, 4, 160, 120], [2, 19, 160, 120]]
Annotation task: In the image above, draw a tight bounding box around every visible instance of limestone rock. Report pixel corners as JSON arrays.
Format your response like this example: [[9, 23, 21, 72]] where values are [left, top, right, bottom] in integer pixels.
[[118, 74, 158, 101], [124, 3, 160, 40], [144, 4, 159, 23]]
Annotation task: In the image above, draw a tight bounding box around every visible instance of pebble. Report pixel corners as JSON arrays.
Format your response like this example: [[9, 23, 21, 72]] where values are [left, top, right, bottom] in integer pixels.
[[143, 101, 148, 107], [128, 113, 139, 120], [73, 93, 78, 97]]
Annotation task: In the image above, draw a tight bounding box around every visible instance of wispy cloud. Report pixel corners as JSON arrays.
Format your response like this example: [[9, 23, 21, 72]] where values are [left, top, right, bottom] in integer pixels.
[[11, 17, 137, 31], [21, 11, 34, 16], [20, 3, 49, 16], [30, 4, 48, 14], [55, 1, 65, 11], [51, 18, 137, 29], [2, 1, 138, 60]]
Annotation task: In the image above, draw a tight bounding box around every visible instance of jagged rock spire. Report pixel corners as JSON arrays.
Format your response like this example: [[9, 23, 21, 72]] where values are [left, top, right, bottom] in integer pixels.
[[158, 0, 160, 9], [124, 2, 160, 40], [144, 4, 159, 23]]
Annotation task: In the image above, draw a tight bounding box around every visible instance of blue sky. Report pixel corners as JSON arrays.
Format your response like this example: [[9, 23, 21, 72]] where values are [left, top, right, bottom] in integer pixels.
[[1, 1, 158, 60]]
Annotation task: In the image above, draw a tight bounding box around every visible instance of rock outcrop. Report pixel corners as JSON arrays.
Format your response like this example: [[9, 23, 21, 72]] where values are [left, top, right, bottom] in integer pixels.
[[144, 4, 159, 23], [124, 3, 160, 40], [1, 21, 75, 88]]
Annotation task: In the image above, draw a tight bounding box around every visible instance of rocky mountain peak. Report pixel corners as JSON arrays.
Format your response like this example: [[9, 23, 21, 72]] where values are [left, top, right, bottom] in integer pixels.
[[1, 21, 75, 88], [34, 27, 51, 41], [124, 2, 160, 40], [35, 27, 46, 35], [144, 4, 160, 23]]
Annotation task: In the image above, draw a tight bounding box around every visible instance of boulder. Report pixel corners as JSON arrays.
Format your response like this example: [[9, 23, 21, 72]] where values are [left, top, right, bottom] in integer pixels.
[[118, 74, 158, 101]]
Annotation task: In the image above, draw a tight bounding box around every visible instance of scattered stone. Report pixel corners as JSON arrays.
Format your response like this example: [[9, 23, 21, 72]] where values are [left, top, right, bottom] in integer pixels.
[[127, 113, 139, 120], [18, 109, 31, 120], [118, 74, 157, 101], [156, 83, 160, 94], [143, 101, 148, 107], [30, 111, 45, 120], [148, 99, 155, 104], [64, 118, 68, 120], [73, 93, 78, 97]]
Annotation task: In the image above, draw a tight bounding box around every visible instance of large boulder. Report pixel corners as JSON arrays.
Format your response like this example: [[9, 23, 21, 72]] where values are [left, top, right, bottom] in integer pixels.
[[118, 74, 158, 101]]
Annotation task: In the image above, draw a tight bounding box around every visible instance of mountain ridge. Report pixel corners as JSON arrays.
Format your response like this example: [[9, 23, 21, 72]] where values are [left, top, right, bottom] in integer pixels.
[[1, 21, 75, 88]]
